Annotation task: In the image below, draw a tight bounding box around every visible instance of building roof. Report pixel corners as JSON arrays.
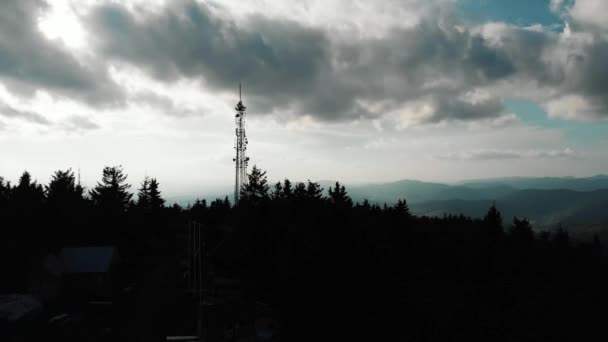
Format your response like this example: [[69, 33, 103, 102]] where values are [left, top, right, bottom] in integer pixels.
[[0, 295, 42, 322], [60, 246, 120, 273]]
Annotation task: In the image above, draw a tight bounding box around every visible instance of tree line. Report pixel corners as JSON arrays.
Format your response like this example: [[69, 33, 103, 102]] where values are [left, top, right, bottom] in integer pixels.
[[2, 164, 608, 341]]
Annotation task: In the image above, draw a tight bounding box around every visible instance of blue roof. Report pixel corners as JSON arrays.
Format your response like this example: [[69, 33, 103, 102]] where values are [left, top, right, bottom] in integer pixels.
[[61, 247, 118, 273]]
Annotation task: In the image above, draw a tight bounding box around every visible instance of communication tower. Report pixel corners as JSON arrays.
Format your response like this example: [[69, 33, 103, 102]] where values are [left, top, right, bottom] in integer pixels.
[[233, 83, 249, 204]]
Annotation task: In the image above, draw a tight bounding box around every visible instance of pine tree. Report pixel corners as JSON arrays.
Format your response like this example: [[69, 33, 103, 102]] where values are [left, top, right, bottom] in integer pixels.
[[137, 176, 151, 210], [272, 181, 284, 200], [12, 171, 45, 209], [510, 216, 534, 241], [306, 180, 324, 200], [293, 182, 307, 201], [240, 165, 269, 205], [46, 169, 85, 209], [360, 199, 371, 211], [90, 166, 132, 213], [394, 199, 411, 217], [283, 179, 293, 199], [148, 178, 165, 210], [328, 181, 353, 208], [484, 202, 504, 235], [0, 177, 11, 203]]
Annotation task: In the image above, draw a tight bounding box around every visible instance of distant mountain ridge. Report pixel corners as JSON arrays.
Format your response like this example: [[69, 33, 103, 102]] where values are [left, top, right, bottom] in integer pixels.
[[410, 189, 608, 227], [458, 175, 608, 191], [169, 175, 608, 227], [331, 175, 608, 226]]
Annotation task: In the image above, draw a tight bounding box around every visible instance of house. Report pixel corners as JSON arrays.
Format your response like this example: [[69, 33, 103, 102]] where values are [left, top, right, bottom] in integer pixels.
[[60, 246, 121, 300], [27, 251, 63, 304]]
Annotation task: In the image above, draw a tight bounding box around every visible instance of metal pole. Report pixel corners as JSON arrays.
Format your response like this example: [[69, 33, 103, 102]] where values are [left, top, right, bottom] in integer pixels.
[[198, 223, 202, 306], [197, 223, 204, 342], [187, 221, 191, 292]]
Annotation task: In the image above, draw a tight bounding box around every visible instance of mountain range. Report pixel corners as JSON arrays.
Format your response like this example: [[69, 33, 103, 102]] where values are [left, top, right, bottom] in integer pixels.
[[340, 175, 608, 227], [169, 175, 608, 228]]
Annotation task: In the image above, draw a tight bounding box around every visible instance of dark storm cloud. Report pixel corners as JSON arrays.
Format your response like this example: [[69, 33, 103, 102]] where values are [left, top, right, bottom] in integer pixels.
[[88, 1, 329, 111], [87, 1, 519, 122], [0, 101, 50, 125], [0, 0, 124, 106], [0, 0, 605, 125], [132, 91, 198, 117]]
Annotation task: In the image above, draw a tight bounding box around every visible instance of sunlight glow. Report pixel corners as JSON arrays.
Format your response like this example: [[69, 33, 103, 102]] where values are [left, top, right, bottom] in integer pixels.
[[37, 0, 87, 51]]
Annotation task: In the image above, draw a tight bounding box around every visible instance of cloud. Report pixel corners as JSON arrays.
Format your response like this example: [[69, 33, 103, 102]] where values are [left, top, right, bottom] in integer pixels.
[[2, 0, 606, 126], [569, 0, 608, 32], [0, 101, 50, 125], [437, 148, 578, 161], [84, 1, 516, 123], [82, 0, 608, 125], [62, 115, 100, 131], [131, 91, 198, 117], [0, 0, 124, 106], [550, 0, 565, 13]]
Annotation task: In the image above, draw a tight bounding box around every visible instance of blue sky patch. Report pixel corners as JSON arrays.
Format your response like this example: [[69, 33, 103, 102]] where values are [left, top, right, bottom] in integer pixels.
[[457, 0, 571, 29], [505, 99, 608, 143]]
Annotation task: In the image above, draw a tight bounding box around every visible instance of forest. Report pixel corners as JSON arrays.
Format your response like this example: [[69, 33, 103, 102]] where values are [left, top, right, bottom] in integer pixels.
[[1, 165, 607, 341]]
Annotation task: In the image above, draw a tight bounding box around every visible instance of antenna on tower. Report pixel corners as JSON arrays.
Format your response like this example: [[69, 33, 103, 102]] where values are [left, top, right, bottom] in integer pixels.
[[77, 168, 81, 187], [233, 83, 249, 205]]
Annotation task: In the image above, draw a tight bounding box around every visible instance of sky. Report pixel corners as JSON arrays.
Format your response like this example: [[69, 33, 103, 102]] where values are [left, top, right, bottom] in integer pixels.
[[0, 0, 607, 197]]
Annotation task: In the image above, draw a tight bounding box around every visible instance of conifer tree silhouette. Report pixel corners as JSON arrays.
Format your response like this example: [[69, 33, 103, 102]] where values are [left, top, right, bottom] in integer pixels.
[[394, 198, 411, 217], [137, 176, 151, 210], [510, 216, 534, 241], [148, 178, 165, 210], [90, 166, 132, 213], [293, 182, 307, 201], [46, 169, 85, 212], [283, 179, 293, 199], [240, 165, 269, 205], [272, 181, 283, 200], [12, 171, 45, 209], [328, 181, 352, 208], [484, 202, 503, 235], [306, 180, 324, 201], [0, 176, 11, 203]]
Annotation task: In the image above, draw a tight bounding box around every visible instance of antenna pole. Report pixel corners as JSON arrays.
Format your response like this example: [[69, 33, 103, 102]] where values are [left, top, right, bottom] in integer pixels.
[[234, 83, 249, 205]]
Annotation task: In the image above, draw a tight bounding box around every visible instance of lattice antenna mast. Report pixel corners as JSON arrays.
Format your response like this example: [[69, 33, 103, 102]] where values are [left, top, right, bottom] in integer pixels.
[[233, 83, 249, 205]]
